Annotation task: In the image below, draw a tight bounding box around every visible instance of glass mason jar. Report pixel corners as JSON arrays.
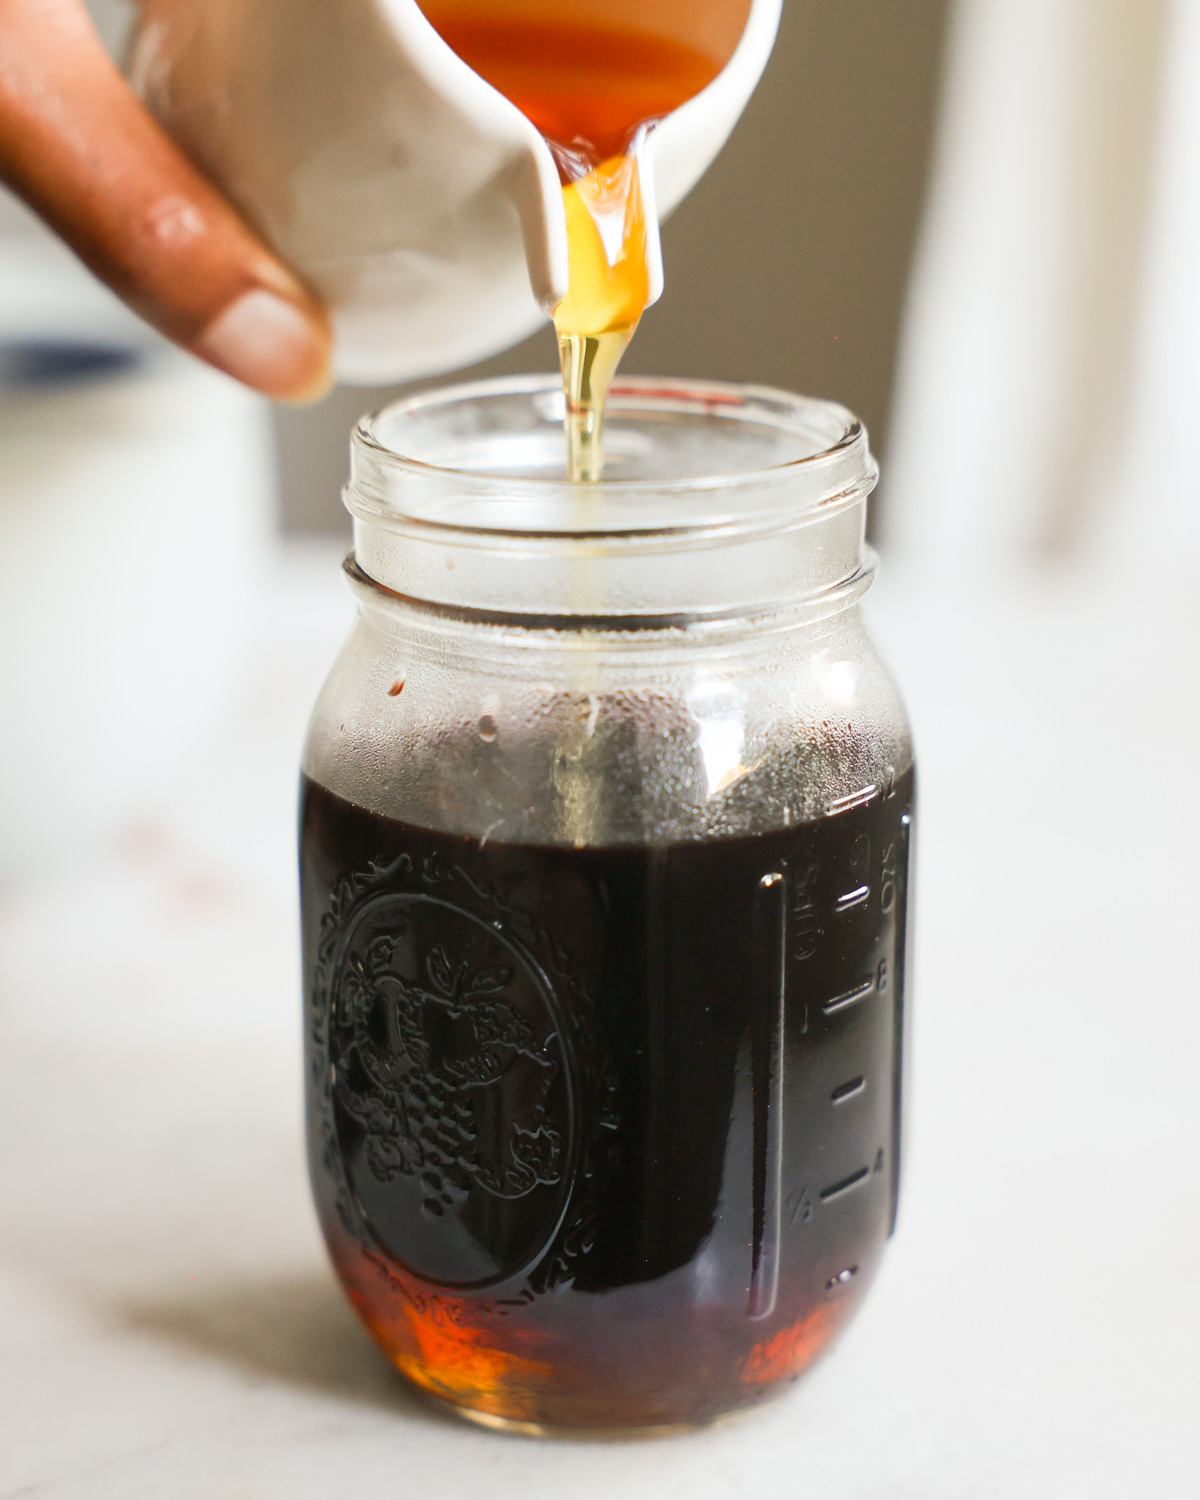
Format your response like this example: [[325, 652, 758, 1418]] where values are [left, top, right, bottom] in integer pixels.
[[300, 376, 915, 1435]]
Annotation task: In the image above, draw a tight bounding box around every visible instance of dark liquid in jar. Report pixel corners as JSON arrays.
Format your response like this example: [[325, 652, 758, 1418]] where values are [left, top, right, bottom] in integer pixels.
[[301, 768, 914, 1430]]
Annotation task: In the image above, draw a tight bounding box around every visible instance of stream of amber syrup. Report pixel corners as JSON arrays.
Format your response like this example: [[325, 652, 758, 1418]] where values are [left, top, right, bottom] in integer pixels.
[[418, 7, 724, 478]]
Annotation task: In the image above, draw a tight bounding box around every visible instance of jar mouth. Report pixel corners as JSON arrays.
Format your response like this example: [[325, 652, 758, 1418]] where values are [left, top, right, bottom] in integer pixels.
[[349, 375, 876, 542], [347, 376, 875, 621]]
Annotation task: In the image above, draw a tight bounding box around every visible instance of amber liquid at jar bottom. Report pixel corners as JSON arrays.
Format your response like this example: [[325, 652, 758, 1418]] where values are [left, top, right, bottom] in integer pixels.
[[301, 769, 914, 1430]]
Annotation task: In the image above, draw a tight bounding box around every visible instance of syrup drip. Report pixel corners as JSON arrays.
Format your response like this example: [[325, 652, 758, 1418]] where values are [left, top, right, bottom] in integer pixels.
[[555, 153, 650, 480], [418, 5, 726, 478]]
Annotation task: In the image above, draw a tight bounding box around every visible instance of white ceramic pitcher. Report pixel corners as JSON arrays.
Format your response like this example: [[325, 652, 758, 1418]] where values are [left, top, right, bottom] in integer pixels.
[[129, 0, 782, 384]]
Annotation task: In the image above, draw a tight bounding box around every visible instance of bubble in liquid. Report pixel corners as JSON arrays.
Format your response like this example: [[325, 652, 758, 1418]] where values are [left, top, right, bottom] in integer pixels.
[[478, 714, 498, 743]]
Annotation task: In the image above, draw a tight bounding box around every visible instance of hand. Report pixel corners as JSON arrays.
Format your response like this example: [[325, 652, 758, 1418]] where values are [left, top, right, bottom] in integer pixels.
[[0, 0, 332, 401]]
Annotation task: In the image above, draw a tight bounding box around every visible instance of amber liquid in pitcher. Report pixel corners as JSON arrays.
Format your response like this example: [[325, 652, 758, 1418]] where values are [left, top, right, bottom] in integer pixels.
[[301, 768, 914, 1431], [417, 3, 729, 478]]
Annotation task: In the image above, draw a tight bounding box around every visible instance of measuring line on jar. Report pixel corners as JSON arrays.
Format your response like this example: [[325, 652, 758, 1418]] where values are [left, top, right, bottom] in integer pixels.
[[749, 870, 788, 1322], [819, 1166, 871, 1203], [821, 977, 875, 1016], [826, 784, 880, 817], [830, 1076, 866, 1105], [834, 884, 871, 914]]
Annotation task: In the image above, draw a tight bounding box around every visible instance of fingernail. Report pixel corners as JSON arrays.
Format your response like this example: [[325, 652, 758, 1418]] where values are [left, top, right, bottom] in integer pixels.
[[195, 289, 333, 402]]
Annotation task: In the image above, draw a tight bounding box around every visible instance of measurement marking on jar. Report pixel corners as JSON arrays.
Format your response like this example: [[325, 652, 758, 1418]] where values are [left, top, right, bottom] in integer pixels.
[[827, 786, 879, 816], [831, 1076, 866, 1105], [822, 978, 875, 1016], [820, 1167, 871, 1203], [749, 872, 787, 1321], [835, 885, 870, 913]]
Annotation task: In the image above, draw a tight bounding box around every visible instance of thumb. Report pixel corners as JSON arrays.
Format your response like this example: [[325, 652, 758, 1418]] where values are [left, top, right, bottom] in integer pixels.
[[0, 0, 333, 402]]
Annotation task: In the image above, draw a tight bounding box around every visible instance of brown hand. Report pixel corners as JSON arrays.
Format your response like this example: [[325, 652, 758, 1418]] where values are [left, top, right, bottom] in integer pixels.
[[0, 0, 333, 401]]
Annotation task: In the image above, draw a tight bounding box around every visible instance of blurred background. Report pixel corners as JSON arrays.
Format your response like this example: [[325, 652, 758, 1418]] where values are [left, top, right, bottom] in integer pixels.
[[1, 3, 1198, 1492]]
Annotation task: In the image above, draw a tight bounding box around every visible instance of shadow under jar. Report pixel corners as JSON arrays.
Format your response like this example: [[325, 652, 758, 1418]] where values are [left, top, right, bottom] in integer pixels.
[[300, 376, 915, 1435]]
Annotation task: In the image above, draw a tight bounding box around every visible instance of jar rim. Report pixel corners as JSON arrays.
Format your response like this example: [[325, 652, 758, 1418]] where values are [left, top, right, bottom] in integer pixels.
[[349, 374, 876, 544]]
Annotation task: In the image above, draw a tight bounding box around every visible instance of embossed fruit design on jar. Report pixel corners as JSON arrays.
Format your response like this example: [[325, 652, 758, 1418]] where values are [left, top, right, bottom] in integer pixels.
[[300, 377, 916, 1434]]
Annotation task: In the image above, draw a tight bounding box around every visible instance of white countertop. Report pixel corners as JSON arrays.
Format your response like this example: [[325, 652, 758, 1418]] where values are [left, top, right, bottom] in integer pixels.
[[1, 543, 1196, 1498]]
